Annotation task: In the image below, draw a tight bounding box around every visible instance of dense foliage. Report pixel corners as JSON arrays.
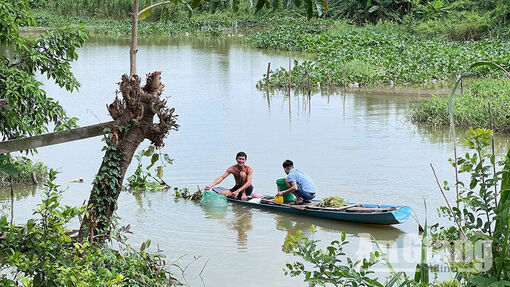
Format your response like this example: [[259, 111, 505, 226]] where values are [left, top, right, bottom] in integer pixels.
[[0, 155, 47, 187], [31, 0, 510, 40], [30, 0, 160, 19], [249, 22, 510, 88], [412, 79, 510, 133], [0, 0, 88, 141], [0, 170, 176, 286]]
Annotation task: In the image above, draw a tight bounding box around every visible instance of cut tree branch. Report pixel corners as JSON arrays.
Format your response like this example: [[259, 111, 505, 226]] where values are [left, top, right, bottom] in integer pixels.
[[138, 1, 172, 16]]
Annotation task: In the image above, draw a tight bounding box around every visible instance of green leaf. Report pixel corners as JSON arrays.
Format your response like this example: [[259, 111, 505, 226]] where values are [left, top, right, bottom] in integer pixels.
[[163, 154, 174, 165], [255, 0, 266, 13], [139, 5, 153, 21], [303, 0, 313, 19], [368, 5, 378, 13], [500, 148, 510, 205], [190, 0, 202, 9], [0, 154, 20, 176], [233, 0, 240, 12], [144, 146, 155, 157], [150, 153, 159, 167], [156, 166, 163, 179]]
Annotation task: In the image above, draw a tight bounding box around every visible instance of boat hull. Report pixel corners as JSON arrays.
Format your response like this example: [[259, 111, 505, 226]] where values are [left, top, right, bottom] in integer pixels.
[[226, 198, 411, 225]]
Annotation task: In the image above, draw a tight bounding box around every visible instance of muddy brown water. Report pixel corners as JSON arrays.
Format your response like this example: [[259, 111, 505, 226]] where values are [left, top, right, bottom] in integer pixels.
[[1, 36, 509, 286]]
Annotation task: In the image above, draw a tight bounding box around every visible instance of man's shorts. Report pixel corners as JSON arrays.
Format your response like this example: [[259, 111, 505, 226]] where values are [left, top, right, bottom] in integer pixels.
[[296, 187, 315, 201], [230, 184, 253, 199]]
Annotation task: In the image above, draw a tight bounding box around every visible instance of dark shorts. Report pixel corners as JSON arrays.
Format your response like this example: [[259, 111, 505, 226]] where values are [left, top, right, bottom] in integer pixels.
[[230, 184, 253, 199]]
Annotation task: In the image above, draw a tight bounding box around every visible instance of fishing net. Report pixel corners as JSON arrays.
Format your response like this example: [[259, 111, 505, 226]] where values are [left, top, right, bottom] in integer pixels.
[[199, 190, 227, 207]]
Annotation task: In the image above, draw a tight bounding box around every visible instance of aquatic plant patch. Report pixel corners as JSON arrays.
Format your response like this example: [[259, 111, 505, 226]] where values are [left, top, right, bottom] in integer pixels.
[[248, 24, 510, 87], [411, 79, 510, 133]]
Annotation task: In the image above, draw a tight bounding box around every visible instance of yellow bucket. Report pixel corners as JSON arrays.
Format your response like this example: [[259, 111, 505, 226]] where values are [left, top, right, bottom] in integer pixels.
[[274, 195, 284, 203]]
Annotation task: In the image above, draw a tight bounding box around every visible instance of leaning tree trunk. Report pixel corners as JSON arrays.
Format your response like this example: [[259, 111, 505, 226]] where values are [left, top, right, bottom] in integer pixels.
[[79, 72, 178, 240]]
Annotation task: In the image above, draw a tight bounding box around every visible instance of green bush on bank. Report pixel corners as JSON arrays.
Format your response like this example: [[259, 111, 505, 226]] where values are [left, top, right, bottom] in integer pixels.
[[411, 79, 510, 133]]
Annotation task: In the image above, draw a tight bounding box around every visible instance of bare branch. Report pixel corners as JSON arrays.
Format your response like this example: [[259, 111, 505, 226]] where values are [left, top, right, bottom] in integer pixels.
[[138, 1, 173, 16], [430, 163, 467, 239], [130, 0, 139, 76]]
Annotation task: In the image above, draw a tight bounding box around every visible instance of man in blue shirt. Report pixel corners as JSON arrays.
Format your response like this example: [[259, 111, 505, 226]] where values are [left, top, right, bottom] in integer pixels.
[[276, 160, 316, 204]]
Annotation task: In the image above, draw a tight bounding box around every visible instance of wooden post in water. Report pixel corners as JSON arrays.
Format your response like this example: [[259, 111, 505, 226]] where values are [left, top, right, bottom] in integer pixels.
[[10, 176, 14, 225], [266, 62, 271, 83], [306, 68, 311, 91], [328, 70, 331, 87], [288, 57, 292, 91]]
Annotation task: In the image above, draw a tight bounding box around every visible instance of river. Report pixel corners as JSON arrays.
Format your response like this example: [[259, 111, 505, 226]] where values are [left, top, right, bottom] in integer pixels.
[[2, 36, 508, 286]]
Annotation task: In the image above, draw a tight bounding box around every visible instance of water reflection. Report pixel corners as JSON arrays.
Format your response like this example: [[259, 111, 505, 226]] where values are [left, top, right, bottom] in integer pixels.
[[0, 185, 38, 218], [273, 214, 404, 243], [0, 185, 38, 202], [201, 204, 228, 219], [231, 205, 253, 251], [200, 204, 253, 251]]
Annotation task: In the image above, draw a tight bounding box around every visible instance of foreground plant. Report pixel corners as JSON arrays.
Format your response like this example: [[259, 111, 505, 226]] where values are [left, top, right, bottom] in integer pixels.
[[283, 129, 509, 286], [0, 170, 176, 286], [283, 228, 384, 286], [432, 127, 510, 285]]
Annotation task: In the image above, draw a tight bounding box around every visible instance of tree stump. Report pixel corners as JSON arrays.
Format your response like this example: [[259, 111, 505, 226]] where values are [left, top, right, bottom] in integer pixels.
[[79, 72, 178, 240]]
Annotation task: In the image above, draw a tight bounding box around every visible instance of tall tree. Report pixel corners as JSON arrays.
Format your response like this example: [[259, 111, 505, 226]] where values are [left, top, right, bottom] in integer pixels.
[[0, 0, 88, 141]]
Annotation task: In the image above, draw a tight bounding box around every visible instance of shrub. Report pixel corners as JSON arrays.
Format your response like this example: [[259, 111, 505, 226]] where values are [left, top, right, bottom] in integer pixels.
[[0, 170, 177, 286]]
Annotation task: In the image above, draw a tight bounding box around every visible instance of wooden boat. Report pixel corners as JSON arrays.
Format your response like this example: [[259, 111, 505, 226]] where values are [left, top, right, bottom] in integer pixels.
[[213, 187, 411, 225]]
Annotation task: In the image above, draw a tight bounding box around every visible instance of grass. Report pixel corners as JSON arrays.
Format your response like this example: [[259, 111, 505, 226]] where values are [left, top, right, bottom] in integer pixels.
[[411, 79, 510, 133]]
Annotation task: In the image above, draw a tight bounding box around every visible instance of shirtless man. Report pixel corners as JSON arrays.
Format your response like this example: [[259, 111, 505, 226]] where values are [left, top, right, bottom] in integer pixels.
[[204, 152, 253, 201]]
